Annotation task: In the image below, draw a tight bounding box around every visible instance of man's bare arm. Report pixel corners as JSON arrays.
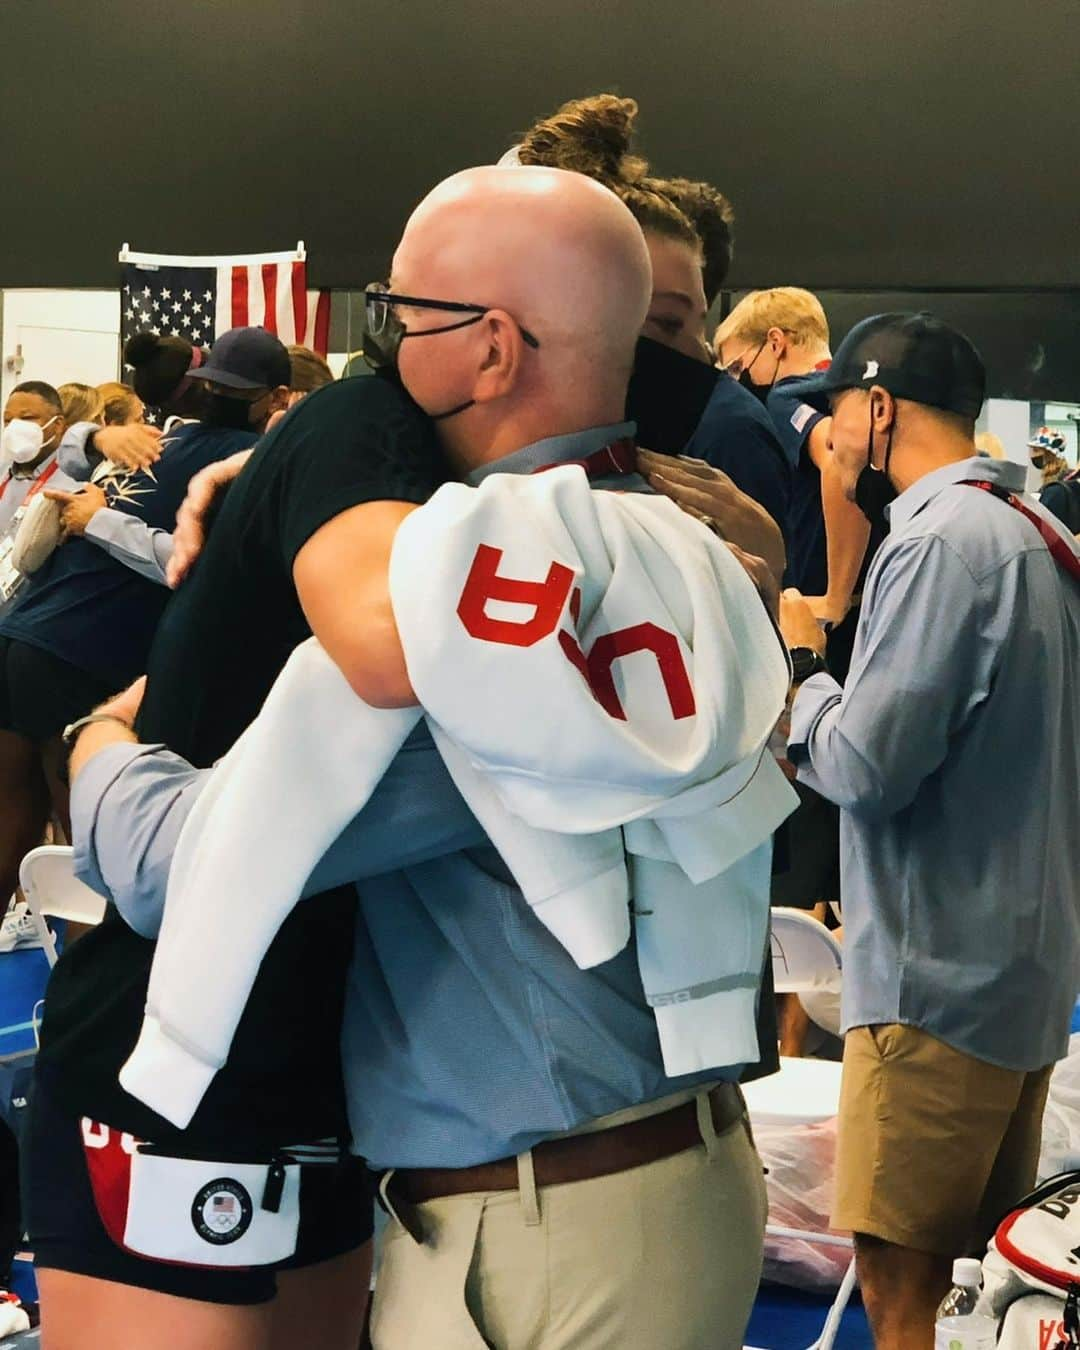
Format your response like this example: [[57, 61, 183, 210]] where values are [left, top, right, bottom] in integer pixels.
[[292, 500, 419, 709], [804, 419, 870, 625]]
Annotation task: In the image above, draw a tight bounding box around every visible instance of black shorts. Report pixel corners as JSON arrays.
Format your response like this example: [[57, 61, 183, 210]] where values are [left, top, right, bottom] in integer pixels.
[[23, 1071, 374, 1306], [0, 637, 115, 743]]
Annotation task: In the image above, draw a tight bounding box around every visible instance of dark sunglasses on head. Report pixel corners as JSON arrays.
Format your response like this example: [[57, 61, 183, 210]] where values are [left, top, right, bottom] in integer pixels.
[[362, 283, 540, 369]]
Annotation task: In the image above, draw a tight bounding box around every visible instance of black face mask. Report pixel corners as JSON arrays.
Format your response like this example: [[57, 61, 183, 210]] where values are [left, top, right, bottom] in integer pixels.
[[854, 408, 898, 531], [204, 392, 256, 431], [374, 356, 475, 422], [738, 348, 781, 405]]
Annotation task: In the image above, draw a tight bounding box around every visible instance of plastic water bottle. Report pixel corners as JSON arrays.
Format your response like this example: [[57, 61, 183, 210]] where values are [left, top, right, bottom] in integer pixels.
[[934, 1258, 997, 1349]]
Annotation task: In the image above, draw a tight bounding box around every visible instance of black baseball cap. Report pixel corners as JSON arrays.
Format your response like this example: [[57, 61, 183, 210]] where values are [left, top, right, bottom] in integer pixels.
[[798, 312, 986, 419], [188, 326, 291, 391]]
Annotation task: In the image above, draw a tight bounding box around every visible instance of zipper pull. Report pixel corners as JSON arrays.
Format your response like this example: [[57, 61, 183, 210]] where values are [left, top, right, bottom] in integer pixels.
[[261, 1158, 286, 1214], [1059, 1282, 1080, 1350]]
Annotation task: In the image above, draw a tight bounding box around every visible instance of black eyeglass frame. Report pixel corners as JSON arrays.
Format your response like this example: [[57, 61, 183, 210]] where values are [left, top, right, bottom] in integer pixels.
[[363, 284, 540, 367]]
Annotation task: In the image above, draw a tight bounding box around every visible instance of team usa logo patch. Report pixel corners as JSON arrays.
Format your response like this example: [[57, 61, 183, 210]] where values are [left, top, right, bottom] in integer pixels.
[[191, 1178, 253, 1245]]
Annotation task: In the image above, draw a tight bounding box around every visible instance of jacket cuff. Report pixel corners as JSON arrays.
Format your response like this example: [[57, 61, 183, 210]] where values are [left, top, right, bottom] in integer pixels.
[[530, 864, 631, 969], [118, 1014, 219, 1129]]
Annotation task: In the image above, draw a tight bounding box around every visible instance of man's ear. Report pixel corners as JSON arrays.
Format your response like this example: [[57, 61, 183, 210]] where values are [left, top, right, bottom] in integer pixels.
[[766, 326, 788, 358], [869, 386, 896, 433], [473, 310, 527, 404], [270, 385, 291, 413]]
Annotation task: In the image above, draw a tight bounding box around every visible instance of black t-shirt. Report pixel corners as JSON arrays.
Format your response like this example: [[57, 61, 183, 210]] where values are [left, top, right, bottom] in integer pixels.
[[38, 376, 449, 1150]]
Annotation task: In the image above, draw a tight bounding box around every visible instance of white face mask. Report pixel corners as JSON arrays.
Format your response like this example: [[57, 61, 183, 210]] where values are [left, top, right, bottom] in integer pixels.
[[1, 415, 60, 466]]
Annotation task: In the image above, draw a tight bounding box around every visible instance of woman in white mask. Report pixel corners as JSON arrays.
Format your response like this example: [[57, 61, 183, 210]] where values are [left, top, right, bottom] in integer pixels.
[[0, 383, 76, 538]]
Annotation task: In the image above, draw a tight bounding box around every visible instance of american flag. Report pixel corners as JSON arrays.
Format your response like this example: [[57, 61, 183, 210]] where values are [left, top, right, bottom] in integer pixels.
[[120, 247, 331, 357]]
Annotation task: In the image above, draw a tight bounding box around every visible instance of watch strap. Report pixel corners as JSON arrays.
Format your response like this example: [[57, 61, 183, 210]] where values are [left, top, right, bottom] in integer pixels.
[[62, 713, 132, 747]]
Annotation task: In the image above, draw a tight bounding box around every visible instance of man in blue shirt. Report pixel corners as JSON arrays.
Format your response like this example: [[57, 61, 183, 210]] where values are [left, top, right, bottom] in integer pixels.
[[63, 169, 779, 1349], [779, 313, 1080, 1350]]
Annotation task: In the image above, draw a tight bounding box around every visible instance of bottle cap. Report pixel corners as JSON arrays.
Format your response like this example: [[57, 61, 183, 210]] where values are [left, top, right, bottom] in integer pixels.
[[953, 1258, 982, 1287]]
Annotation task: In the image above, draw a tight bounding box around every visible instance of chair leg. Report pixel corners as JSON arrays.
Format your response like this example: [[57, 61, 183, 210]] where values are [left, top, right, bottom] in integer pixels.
[[809, 1255, 858, 1350]]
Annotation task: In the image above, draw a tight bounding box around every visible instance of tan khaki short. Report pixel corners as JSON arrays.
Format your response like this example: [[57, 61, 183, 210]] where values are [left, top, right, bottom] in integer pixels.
[[833, 1023, 1053, 1256]]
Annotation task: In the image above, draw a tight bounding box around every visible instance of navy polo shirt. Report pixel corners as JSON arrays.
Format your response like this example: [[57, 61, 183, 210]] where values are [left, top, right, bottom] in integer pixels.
[[767, 373, 831, 595], [0, 422, 257, 686]]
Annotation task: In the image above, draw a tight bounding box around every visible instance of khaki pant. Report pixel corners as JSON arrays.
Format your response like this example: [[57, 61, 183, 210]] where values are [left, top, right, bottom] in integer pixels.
[[834, 1024, 1054, 1256], [371, 1091, 768, 1349]]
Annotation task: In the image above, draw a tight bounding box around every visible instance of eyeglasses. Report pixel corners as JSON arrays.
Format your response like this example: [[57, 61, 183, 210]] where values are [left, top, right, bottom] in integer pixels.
[[363, 283, 540, 369], [718, 338, 767, 380]]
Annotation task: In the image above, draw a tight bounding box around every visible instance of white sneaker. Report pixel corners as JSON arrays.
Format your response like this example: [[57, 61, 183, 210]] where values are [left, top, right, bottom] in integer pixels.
[[0, 904, 50, 954]]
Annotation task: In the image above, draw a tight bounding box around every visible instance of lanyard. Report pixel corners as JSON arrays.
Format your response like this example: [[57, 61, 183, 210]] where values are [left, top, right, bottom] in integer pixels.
[[961, 479, 1080, 583], [533, 438, 637, 481], [0, 457, 62, 506]]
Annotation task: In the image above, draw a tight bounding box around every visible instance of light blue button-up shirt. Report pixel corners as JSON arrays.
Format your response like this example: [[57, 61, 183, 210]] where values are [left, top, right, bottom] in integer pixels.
[[73, 421, 747, 1170], [789, 456, 1080, 1070]]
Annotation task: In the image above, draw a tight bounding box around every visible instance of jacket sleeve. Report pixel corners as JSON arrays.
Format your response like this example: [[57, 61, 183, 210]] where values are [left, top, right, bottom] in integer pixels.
[[117, 639, 421, 1128]]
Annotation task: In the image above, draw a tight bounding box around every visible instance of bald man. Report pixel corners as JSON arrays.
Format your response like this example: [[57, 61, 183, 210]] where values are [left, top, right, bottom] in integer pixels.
[[57, 168, 770, 1350]]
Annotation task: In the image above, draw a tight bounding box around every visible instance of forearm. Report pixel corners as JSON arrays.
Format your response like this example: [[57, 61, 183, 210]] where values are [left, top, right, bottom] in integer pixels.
[[820, 459, 870, 612], [57, 423, 100, 482], [83, 509, 174, 585]]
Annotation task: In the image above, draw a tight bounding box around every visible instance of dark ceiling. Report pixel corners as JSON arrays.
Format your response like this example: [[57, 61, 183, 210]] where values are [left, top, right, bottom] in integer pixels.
[[2, 0, 1076, 291]]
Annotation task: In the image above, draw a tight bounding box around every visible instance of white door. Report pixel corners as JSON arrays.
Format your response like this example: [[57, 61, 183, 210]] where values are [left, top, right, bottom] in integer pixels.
[[1, 289, 120, 407]]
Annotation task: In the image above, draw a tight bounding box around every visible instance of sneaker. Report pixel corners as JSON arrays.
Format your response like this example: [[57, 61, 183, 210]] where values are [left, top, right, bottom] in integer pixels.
[[0, 905, 50, 954]]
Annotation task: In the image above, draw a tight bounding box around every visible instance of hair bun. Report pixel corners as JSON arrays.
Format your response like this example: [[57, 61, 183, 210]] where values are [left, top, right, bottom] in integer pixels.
[[123, 332, 162, 368], [518, 93, 648, 185]]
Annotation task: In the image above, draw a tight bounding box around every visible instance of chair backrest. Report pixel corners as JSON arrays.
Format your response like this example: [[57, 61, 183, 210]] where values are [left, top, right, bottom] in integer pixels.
[[19, 845, 107, 936], [770, 907, 842, 994]]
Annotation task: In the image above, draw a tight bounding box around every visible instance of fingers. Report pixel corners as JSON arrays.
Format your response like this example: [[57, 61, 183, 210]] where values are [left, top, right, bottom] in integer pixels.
[[637, 449, 723, 483], [649, 473, 728, 518], [43, 490, 75, 505]]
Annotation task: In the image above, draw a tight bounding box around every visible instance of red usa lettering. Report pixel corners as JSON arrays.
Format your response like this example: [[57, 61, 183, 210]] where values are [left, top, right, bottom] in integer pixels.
[[80, 1119, 138, 1155], [456, 545, 696, 721], [1040, 1319, 1067, 1350]]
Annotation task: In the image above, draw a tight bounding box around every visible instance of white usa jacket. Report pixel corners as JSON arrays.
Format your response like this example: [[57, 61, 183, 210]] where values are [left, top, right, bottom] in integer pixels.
[[120, 467, 798, 1129]]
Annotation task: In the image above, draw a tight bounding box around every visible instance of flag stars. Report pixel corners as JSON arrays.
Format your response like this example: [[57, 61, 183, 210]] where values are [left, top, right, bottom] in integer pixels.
[[203, 291, 212, 302], [161, 289, 171, 300], [142, 286, 151, 298], [182, 289, 192, 301], [172, 301, 182, 313], [192, 302, 203, 314], [191, 330, 202, 342]]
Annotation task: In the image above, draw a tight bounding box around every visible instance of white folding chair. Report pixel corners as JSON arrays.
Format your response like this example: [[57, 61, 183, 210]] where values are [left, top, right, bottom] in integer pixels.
[[18, 845, 107, 969], [743, 910, 855, 1349], [771, 907, 843, 1037]]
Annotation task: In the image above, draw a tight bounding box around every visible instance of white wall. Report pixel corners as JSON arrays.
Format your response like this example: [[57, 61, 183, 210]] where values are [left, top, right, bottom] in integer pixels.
[[1, 290, 120, 406]]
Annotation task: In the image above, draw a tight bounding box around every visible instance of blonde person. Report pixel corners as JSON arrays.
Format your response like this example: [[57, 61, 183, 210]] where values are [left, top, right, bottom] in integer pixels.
[[714, 288, 875, 652], [57, 383, 104, 429], [96, 382, 146, 428]]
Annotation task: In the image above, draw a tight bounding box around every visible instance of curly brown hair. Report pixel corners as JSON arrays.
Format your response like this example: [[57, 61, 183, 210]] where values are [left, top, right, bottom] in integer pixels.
[[648, 176, 735, 303], [515, 94, 701, 254]]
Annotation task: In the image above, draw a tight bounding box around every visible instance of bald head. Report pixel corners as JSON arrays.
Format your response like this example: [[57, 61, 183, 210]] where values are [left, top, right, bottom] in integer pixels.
[[388, 167, 652, 461]]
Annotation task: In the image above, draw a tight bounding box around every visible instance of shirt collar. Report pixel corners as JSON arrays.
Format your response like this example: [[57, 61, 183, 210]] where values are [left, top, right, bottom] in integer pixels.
[[465, 421, 636, 486], [888, 455, 1028, 532]]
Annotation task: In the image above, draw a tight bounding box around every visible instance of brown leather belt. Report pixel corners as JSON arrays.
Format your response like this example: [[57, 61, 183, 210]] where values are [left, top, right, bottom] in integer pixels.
[[388, 1083, 746, 1211]]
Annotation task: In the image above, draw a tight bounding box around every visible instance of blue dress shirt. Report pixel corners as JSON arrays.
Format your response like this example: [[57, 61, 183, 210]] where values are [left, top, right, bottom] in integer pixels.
[[789, 456, 1080, 1070]]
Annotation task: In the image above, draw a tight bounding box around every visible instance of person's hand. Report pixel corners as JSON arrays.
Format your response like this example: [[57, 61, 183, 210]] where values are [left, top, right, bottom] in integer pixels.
[[167, 448, 254, 588], [45, 484, 108, 538], [94, 675, 147, 727], [92, 424, 162, 473], [637, 449, 787, 586], [803, 593, 851, 629], [780, 588, 827, 654], [726, 541, 780, 620]]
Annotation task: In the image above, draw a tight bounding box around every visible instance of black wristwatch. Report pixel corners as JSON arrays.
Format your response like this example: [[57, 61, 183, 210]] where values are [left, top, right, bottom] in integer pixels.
[[788, 646, 829, 683]]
